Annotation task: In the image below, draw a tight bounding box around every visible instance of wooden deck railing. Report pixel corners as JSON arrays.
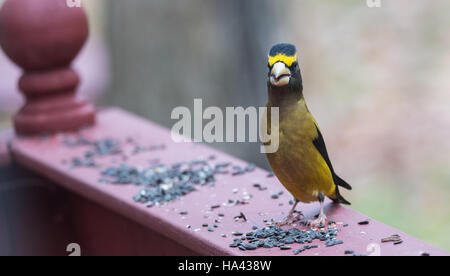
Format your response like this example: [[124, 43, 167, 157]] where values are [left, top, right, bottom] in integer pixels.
[[0, 0, 448, 256]]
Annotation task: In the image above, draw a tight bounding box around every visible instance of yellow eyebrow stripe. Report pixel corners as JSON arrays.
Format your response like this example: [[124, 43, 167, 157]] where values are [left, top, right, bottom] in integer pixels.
[[268, 54, 297, 67]]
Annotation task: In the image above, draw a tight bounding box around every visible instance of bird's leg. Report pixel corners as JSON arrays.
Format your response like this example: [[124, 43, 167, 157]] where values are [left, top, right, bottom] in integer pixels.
[[277, 199, 302, 226], [308, 193, 327, 227]]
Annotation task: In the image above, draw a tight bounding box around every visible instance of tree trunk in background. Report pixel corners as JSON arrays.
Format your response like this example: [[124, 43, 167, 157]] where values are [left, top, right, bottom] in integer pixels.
[[105, 0, 278, 169]]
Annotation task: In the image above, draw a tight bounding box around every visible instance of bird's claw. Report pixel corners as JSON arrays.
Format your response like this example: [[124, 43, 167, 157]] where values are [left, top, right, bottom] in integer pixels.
[[307, 213, 327, 228], [276, 211, 303, 227]]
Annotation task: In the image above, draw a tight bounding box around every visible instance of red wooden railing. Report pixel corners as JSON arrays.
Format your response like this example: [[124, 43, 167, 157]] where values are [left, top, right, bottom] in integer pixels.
[[0, 0, 448, 256]]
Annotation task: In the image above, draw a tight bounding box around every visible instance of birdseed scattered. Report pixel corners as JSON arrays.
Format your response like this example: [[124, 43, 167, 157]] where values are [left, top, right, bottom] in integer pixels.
[[64, 137, 125, 168], [245, 163, 256, 172], [381, 234, 402, 244], [234, 212, 247, 222], [71, 138, 254, 207], [358, 220, 370, 225], [231, 166, 245, 176], [325, 240, 343, 247], [253, 183, 268, 191], [238, 245, 247, 251], [229, 225, 341, 255], [70, 157, 98, 168], [102, 158, 220, 206], [131, 144, 166, 155], [231, 163, 257, 176]]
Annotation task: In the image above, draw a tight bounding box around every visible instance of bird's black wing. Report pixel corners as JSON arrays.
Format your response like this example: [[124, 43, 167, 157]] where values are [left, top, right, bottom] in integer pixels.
[[312, 123, 352, 191]]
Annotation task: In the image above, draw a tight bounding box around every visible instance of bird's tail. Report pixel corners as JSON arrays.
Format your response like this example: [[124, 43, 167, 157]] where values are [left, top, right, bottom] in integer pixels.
[[334, 174, 352, 190], [329, 185, 351, 205], [328, 174, 351, 205]]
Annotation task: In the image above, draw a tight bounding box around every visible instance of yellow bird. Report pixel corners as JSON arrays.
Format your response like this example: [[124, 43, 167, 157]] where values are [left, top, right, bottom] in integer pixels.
[[261, 43, 352, 226]]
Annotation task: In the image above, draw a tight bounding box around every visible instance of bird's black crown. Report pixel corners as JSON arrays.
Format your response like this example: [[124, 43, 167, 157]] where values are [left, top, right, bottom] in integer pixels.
[[269, 43, 296, 57]]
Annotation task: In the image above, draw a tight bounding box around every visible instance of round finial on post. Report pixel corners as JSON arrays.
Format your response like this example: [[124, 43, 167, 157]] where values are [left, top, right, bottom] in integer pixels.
[[0, 0, 95, 136]]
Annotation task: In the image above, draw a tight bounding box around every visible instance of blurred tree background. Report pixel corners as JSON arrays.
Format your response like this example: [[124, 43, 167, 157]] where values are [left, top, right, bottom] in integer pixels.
[[1, 0, 449, 251]]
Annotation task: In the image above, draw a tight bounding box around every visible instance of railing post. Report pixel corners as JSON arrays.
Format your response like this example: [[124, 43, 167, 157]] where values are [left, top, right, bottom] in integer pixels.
[[0, 0, 95, 136]]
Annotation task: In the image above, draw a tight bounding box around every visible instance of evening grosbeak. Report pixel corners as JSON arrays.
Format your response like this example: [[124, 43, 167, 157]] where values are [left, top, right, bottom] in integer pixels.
[[261, 43, 352, 226]]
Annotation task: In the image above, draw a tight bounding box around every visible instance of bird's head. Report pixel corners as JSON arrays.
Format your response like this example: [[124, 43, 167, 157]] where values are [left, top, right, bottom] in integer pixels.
[[267, 43, 303, 99]]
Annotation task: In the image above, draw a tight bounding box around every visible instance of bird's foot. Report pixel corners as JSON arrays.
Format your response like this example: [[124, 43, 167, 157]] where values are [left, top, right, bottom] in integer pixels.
[[307, 213, 327, 228], [276, 211, 303, 227]]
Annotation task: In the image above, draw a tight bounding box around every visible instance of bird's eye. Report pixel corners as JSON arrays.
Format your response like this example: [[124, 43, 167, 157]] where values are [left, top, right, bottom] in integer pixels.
[[290, 62, 298, 71]]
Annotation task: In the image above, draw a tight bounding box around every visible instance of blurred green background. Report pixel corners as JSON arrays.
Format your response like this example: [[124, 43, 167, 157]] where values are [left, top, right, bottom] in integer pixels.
[[1, 0, 449, 251]]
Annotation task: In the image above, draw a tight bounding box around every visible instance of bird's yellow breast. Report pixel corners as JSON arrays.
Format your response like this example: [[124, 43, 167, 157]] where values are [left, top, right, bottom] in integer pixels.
[[262, 98, 335, 203]]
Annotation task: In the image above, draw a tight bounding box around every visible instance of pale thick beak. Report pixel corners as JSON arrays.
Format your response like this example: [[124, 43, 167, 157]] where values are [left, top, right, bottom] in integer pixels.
[[270, 62, 291, 87]]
